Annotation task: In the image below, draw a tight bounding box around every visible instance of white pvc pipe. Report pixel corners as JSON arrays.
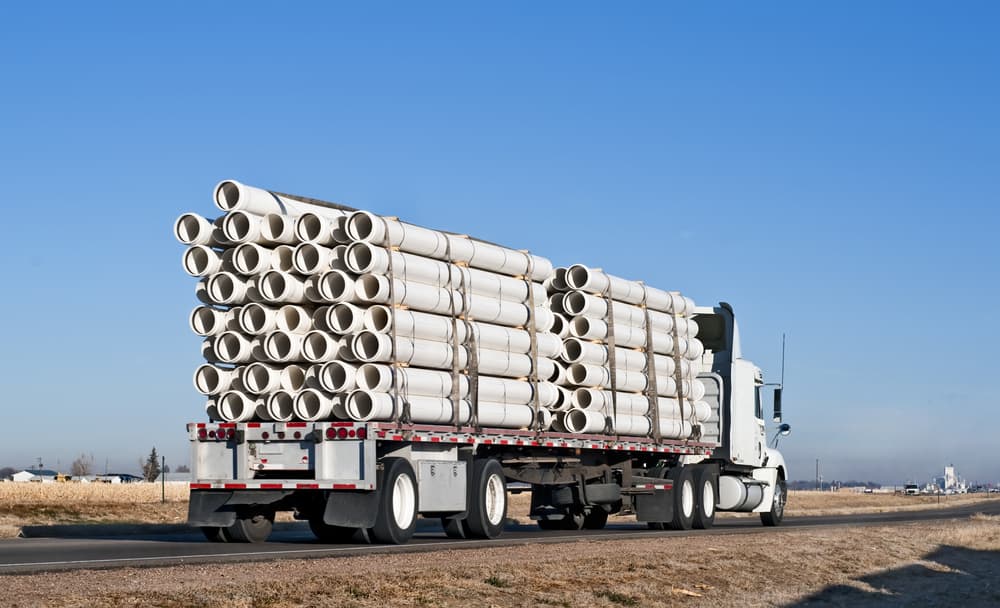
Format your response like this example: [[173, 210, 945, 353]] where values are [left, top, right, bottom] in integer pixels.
[[294, 212, 341, 246], [314, 302, 365, 334], [281, 364, 308, 391], [563, 408, 606, 434], [217, 390, 261, 422], [357, 274, 554, 331], [221, 210, 265, 244], [345, 390, 533, 428], [270, 245, 296, 273], [550, 313, 570, 339], [294, 388, 341, 421], [310, 269, 358, 304], [356, 363, 561, 407], [317, 360, 357, 393], [266, 391, 296, 422], [258, 271, 308, 304], [190, 306, 241, 336], [332, 215, 351, 244], [233, 243, 275, 275], [238, 303, 279, 335], [561, 337, 688, 377], [565, 265, 696, 316], [214, 180, 348, 219], [183, 245, 229, 277], [213, 331, 259, 364], [548, 267, 568, 292], [242, 362, 283, 393], [350, 331, 556, 379], [563, 291, 688, 335], [207, 272, 253, 306], [345, 242, 547, 304], [570, 316, 675, 354], [260, 213, 298, 244], [276, 304, 313, 333], [364, 305, 561, 358], [302, 330, 346, 363], [571, 388, 707, 416], [548, 293, 566, 314], [263, 330, 306, 363], [563, 408, 695, 438], [566, 363, 689, 397], [345, 211, 553, 281], [174, 213, 223, 246], [193, 364, 241, 395], [293, 243, 347, 275]]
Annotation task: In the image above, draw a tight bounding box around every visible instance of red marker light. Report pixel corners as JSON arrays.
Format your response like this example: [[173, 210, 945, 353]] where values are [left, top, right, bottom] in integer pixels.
[[325, 428, 336, 440], [337, 428, 349, 440], [356, 428, 367, 440]]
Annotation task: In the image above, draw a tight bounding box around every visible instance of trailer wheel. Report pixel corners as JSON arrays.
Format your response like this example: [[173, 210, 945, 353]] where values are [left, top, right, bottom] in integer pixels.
[[309, 518, 358, 543], [536, 518, 562, 531], [561, 510, 585, 530], [226, 510, 274, 543], [200, 526, 230, 542], [760, 476, 786, 527], [370, 458, 418, 544], [465, 459, 507, 539], [692, 468, 717, 530], [583, 507, 609, 530], [669, 467, 696, 530]]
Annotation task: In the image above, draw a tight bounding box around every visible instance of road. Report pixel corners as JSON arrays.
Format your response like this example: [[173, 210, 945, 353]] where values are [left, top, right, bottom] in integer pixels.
[[2, 501, 998, 575]]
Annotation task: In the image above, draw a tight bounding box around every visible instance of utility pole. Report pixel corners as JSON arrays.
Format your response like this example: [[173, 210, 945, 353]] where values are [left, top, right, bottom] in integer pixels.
[[161, 456, 166, 503], [816, 458, 820, 491]]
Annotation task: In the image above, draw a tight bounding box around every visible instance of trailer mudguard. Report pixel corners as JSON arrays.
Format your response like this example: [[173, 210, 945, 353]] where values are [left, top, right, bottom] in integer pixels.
[[323, 490, 379, 528]]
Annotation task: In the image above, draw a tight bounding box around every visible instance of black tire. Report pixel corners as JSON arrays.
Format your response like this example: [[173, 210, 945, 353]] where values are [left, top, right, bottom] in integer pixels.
[[226, 510, 274, 543], [200, 526, 230, 542], [369, 458, 419, 544], [583, 508, 609, 530], [465, 459, 507, 539], [561, 510, 585, 530], [669, 467, 696, 531], [692, 468, 717, 530], [442, 517, 470, 539], [308, 518, 358, 543], [761, 476, 786, 527]]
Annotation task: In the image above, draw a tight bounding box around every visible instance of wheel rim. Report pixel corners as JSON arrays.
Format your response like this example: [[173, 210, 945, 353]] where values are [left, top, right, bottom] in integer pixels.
[[773, 482, 785, 517], [681, 479, 695, 517], [702, 480, 715, 517], [392, 473, 416, 529], [484, 473, 506, 526]]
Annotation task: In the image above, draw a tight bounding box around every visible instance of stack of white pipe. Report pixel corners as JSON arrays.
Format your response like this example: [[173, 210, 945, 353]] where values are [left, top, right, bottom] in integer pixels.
[[546, 265, 711, 439], [177, 180, 565, 429]]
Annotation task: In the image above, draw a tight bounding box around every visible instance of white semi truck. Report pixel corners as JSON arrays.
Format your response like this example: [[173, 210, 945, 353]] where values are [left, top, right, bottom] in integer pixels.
[[188, 302, 790, 543]]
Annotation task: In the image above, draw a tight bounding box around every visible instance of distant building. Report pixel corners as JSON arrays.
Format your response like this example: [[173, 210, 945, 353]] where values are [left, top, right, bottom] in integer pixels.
[[12, 469, 60, 483]]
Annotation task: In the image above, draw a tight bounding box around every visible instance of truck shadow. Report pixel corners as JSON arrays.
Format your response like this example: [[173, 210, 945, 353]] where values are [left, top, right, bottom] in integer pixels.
[[786, 545, 1000, 607]]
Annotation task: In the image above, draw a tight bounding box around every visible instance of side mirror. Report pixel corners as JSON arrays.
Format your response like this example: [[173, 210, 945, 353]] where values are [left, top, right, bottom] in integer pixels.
[[778, 423, 791, 436], [773, 387, 783, 423]]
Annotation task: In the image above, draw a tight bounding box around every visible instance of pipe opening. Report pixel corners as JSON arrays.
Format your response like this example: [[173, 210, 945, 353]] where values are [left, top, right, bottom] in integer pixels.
[[571, 316, 593, 337], [359, 365, 389, 391], [190, 307, 221, 335], [320, 271, 351, 300], [349, 391, 375, 420], [564, 409, 588, 433], [574, 388, 595, 409], [357, 274, 385, 301], [366, 306, 391, 333], [215, 333, 245, 361], [566, 265, 590, 290], [331, 304, 359, 333], [224, 212, 252, 241], [261, 272, 287, 300], [561, 338, 584, 363], [194, 365, 222, 394], [267, 392, 294, 421], [282, 365, 306, 391], [239, 304, 269, 333], [219, 392, 250, 421], [346, 243, 374, 273], [303, 333, 329, 360], [208, 274, 237, 302], [567, 365, 591, 385], [352, 332, 382, 361], [348, 213, 375, 241], [563, 292, 588, 316], [297, 213, 324, 241], [278, 306, 308, 332], [183, 246, 215, 276], [174, 214, 208, 244], [215, 181, 242, 210], [266, 332, 292, 358], [321, 362, 352, 391], [296, 391, 323, 419], [262, 214, 289, 240], [294, 244, 321, 272], [243, 363, 272, 393]]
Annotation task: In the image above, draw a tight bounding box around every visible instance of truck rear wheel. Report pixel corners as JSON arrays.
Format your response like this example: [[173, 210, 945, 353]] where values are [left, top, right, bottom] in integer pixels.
[[692, 468, 717, 529], [370, 458, 418, 544], [583, 508, 609, 529], [226, 510, 274, 543], [669, 467, 696, 531], [760, 476, 786, 527], [465, 459, 507, 539]]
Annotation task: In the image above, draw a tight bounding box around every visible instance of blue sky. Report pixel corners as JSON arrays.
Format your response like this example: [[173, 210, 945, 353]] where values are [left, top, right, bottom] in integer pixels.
[[0, 3, 996, 483]]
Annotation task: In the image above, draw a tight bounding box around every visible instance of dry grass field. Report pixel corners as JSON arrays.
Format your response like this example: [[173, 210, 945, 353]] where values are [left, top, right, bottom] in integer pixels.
[[1, 482, 996, 537], [3, 513, 998, 607]]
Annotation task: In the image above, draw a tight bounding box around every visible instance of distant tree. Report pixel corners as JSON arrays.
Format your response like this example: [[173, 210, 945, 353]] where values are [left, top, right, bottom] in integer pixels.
[[162, 464, 171, 474], [175, 465, 190, 473], [70, 454, 94, 477], [140, 447, 161, 482], [0, 467, 14, 480]]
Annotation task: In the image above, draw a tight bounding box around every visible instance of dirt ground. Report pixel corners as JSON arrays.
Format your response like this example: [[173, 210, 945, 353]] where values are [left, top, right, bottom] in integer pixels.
[[2, 513, 998, 607]]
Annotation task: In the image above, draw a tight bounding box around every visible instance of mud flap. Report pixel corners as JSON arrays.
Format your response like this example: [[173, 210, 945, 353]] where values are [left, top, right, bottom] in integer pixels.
[[634, 488, 674, 523], [323, 491, 379, 528]]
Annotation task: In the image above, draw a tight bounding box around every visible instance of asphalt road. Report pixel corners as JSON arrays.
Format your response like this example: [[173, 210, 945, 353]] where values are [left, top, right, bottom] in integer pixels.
[[2, 500, 998, 575]]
